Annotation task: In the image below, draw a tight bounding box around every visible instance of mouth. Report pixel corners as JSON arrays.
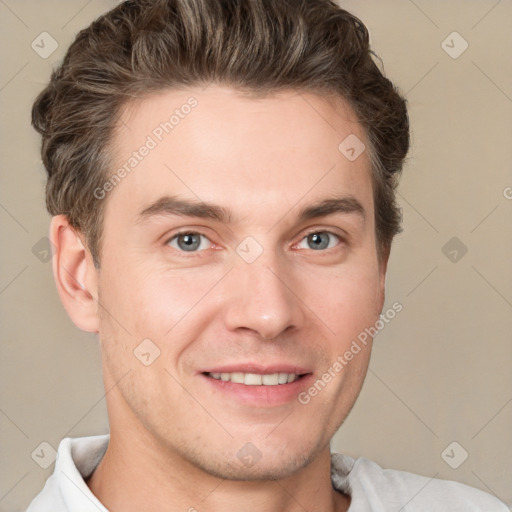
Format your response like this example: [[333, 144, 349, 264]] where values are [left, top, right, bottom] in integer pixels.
[[204, 371, 305, 385], [199, 366, 313, 407]]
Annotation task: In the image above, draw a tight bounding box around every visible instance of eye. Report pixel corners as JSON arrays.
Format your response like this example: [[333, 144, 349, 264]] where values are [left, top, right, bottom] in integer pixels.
[[296, 231, 340, 251], [167, 232, 212, 252]]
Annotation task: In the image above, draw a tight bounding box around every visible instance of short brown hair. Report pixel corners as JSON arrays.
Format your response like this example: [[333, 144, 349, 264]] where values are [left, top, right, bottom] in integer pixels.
[[32, 0, 409, 265]]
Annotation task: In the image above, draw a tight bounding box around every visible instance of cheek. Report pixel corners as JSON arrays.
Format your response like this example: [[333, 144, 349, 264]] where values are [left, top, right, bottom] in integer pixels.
[[302, 262, 382, 344], [99, 260, 227, 347]]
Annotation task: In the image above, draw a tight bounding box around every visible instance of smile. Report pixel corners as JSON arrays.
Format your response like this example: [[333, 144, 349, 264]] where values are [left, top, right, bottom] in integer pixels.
[[206, 372, 301, 385]]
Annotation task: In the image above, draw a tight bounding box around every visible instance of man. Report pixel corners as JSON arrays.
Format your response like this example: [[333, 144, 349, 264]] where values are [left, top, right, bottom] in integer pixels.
[[27, 0, 507, 510]]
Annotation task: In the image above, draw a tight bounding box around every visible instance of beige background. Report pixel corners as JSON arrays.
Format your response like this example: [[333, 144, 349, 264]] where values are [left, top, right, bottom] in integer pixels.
[[1, 1, 511, 510]]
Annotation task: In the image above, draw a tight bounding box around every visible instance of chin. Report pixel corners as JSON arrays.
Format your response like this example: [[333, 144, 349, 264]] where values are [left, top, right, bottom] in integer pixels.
[[181, 439, 325, 482]]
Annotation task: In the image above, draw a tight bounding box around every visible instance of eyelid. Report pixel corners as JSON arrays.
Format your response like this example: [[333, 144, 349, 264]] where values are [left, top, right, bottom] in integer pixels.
[[296, 225, 347, 243], [163, 226, 214, 244], [301, 225, 346, 238]]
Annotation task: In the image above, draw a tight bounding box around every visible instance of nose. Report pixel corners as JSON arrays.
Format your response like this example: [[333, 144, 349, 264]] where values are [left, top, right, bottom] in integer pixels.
[[222, 257, 305, 341]]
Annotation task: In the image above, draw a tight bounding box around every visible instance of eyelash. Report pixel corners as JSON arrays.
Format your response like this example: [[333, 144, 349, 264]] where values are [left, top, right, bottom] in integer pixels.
[[165, 229, 344, 256]]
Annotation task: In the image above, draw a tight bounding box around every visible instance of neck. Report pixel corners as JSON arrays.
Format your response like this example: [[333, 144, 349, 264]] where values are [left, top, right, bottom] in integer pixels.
[[86, 428, 350, 512]]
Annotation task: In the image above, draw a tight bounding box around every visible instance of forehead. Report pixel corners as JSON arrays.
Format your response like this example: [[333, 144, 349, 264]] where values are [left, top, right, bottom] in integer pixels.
[[104, 85, 373, 226]]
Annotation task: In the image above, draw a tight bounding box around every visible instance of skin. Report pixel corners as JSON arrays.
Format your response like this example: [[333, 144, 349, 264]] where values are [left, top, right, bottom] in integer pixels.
[[51, 85, 388, 512]]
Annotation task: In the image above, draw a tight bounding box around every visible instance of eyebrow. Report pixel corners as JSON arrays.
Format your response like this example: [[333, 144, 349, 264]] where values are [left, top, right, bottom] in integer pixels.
[[137, 194, 366, 225], [138, 195, 232, 224], [298, 196, 365, 223]]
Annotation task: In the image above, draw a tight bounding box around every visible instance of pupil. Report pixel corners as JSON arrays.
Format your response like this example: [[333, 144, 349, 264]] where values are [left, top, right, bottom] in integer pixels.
[[179, 234, 200, 251], [309, 232, 328, 250]]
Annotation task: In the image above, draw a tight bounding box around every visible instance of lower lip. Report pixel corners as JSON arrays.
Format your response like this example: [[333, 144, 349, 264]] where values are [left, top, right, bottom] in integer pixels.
[[201, 373, 313, 407]]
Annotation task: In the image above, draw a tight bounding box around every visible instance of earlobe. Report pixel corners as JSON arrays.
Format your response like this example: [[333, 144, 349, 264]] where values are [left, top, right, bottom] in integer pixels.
[[50, 215, 100, 333]]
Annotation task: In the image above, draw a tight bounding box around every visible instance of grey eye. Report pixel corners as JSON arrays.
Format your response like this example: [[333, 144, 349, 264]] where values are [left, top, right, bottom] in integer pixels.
[[297, 232, 340, 251], [168, 233, 210, 252]]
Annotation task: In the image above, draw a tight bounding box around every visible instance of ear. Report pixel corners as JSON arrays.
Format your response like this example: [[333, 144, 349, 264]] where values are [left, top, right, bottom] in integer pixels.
[[50, 215, 99, 333]]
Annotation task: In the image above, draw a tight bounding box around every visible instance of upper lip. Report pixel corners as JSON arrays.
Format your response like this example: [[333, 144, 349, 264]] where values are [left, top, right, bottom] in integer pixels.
[[200, 364, 311, 375]]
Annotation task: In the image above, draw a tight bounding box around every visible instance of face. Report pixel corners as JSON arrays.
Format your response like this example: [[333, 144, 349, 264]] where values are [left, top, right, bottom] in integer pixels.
[[94, 86, 386, 480]]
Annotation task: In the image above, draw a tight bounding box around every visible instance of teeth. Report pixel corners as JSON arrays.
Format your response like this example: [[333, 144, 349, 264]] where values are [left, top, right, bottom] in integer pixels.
[[262, 374, 278, 385], [278, 372, 289, 384], [208, 372, 300, 385], [244, 373, 262, 385], [230, 372, 245, 384]]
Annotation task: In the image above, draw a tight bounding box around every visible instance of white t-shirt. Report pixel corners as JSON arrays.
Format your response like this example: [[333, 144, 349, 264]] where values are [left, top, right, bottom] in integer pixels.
[[26, 435, 508, 511]]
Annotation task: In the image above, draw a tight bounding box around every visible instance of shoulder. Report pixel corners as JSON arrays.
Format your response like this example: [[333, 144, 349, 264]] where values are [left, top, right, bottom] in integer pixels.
[[331, 453, 508, 511]]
